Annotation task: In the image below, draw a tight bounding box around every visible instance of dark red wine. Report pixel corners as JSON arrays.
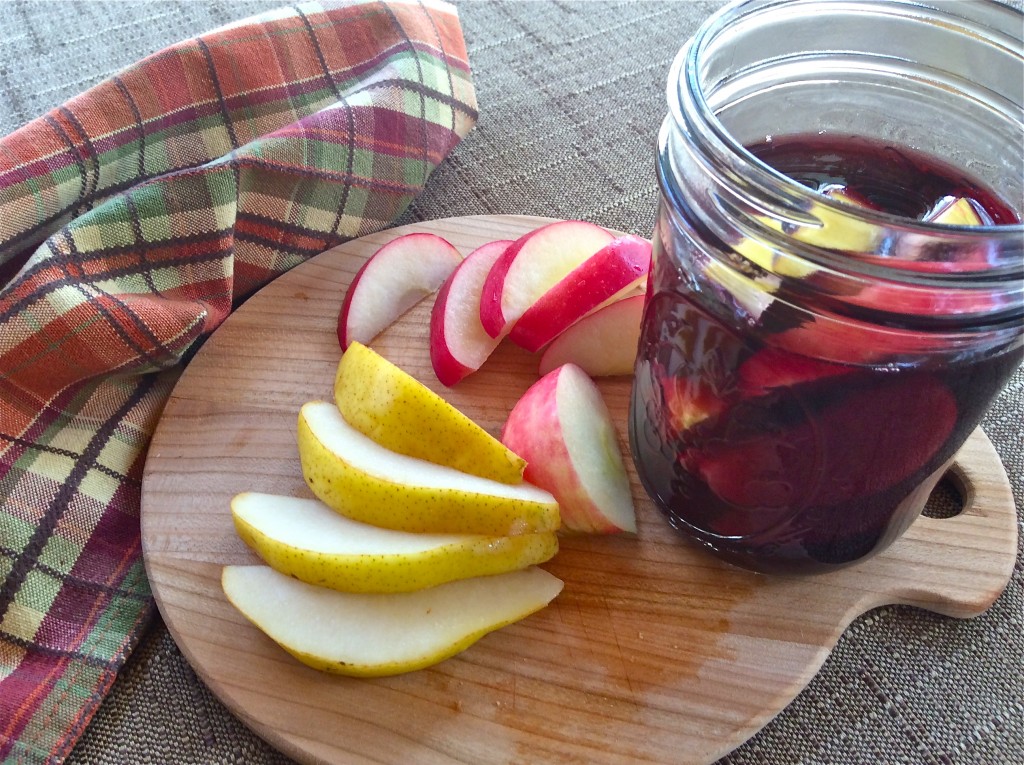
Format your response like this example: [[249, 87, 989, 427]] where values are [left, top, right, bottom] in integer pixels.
[[630, 135, 1022, 574], [746, 134, 1019, 225]]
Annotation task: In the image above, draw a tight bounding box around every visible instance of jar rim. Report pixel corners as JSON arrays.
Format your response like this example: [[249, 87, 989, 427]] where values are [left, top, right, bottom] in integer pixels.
[[673, 0, 1024, 239]]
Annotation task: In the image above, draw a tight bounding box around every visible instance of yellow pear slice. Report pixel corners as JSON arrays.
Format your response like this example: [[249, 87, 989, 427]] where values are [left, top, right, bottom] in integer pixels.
[[231, 492, 558, 593], [297, 401, 560, 536], [334, 342, 526, 484], [222, 565, 564, 677], [926, 196, 984, 226]]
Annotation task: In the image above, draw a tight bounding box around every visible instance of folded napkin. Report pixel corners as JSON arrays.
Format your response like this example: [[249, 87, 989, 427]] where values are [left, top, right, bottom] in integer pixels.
[[0, 2, 476, 761]]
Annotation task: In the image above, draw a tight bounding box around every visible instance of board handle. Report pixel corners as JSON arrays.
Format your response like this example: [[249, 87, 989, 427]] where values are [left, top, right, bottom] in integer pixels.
[[851, 428, 1017, 620]]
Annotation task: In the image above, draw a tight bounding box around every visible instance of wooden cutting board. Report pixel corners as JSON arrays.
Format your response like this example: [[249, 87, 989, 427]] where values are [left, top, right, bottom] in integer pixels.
[[141, 215, 1017, 765]]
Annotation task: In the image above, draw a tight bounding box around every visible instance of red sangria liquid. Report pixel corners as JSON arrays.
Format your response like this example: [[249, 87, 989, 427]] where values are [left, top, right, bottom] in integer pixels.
[[630, 135, 1023, 574]]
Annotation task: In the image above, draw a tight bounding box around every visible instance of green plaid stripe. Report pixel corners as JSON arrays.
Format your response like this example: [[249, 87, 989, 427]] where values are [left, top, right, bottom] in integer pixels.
[[0, 1, 476, 762]]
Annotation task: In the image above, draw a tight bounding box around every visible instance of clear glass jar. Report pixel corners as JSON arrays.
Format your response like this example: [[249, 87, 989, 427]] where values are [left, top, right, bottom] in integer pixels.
[[629, 0, 1024, 575]]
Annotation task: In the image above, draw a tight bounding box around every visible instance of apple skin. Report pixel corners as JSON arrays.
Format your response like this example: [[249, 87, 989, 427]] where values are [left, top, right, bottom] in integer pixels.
[[430, 240, 512, 387], [338, 233, 462, 350], [501, 364, 636, 534], [508, 235, 652, 353], [737, 346, 854, 396], [479, 220, 615, 339], [538, 293, 645, 377]]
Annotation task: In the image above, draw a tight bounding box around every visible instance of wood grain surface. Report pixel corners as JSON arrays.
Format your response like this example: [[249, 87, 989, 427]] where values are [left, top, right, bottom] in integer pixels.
[[141, 215, 1018, 765]]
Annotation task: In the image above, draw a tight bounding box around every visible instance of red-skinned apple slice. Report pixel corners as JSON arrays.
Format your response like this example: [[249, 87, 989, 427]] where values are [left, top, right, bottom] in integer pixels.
[[689, 375, 957, 511], [771, 315, 938, 366], [737, 346, 855, 396], [479, 220, 616, 339], [661, 373, 726, 434], [338, 233, 462, 350], [501, 364, 636, 534], [538, 294, 645, 377], [509, 236, 652, 353], [430, 240, 512, 387]]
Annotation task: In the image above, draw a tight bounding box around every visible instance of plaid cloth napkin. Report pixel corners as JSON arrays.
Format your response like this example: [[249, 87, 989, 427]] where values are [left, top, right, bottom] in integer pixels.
[[0, 1, 476, 762]]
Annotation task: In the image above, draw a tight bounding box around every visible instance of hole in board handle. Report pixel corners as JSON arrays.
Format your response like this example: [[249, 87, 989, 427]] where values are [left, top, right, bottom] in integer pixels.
[[921, 474, 967, 520]]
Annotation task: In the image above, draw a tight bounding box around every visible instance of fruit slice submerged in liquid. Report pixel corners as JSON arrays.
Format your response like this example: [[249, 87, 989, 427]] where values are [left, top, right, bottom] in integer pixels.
[[925, 196, 992, 226], [661, 373, 727, 433], [737, 346, 855, 396], [689, 374, 958, 521]]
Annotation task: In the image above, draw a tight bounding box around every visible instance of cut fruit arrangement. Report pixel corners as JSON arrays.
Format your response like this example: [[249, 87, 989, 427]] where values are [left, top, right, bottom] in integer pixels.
[[224, 219, 648, 677], [335, 218, 646, 538], [337, 219, 653, 382], [223, 197, 988, 675], [225, 343, 565, 677]]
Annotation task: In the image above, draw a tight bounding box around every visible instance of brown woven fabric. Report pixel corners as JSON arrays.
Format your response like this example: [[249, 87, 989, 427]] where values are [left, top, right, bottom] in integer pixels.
[[3, 1, 1020, 763]]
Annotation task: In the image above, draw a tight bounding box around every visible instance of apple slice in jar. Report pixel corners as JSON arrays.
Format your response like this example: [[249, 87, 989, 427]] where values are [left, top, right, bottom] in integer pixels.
[[338, 233, 462, 349], [430, 240, 513, 387], [479, 220, 616, 339], [538, 293, 645, 377], [501, 364, 636, 534], [737, 346, 855, 397], [661, 372, 727, 434], [688, 374, 957, 512], [509, 235, 652, 353]]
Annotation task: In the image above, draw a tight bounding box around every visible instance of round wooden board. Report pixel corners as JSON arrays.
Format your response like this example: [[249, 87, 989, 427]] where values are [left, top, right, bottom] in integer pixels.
[[141, 215, 1018, 765]]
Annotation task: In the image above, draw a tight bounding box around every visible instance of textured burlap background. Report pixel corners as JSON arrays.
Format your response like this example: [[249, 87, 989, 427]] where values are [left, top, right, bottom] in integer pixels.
[[3, 1, 1021, 763]]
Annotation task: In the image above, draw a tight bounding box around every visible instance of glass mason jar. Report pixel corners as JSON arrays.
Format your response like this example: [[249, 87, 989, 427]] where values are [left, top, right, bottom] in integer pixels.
[[629, 0, 1024, 575]]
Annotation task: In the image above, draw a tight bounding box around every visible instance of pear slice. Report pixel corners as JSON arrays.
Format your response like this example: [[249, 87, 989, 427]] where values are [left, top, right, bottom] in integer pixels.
[[231, 492, 558, 593], [297, 401, 560, 536], [222, 565, 564, 677], [334, 342, 526, 484], [925, 196, 985, 226]]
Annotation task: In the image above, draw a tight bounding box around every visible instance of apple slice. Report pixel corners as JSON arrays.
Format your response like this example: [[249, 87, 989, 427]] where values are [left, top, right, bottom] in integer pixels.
[[737, 346, 855, 396], [538, 294, 645, 377], [231, 493, 558, 593], [429, 240, 513, 386], [222, 565, 563, 677], [661, 372, 726, 434], [479, 220, 616, 339], [338, 233, 462, 349], [689, 374, 957, 510], [501, 364, 636, 534], [508, 235, 652, 352], [335, 342, 526, 484], [298, 401, 559, 536]]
